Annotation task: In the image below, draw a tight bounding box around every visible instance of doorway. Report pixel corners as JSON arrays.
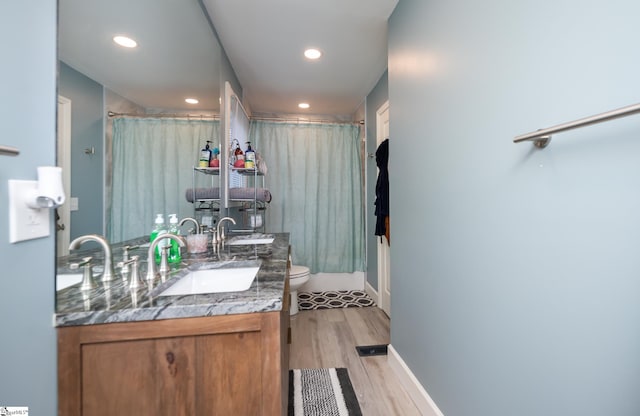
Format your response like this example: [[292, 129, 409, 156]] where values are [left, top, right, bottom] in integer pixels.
[[57, 95, 71, 257], [376, 100, 390, 317]]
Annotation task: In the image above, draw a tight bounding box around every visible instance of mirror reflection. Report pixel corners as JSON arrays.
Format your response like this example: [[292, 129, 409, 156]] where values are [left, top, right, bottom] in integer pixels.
[[57, 0, 222, 255]]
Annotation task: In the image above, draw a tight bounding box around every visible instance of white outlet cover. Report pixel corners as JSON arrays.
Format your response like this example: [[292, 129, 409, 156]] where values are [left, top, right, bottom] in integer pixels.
[[8, 179, 51, 243]]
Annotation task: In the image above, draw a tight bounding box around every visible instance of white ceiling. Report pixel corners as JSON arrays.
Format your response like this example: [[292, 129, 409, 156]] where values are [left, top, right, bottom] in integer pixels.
[[59, 0, 221, 112], [58, 0, 397, 117], [203, 0, 397, 117]]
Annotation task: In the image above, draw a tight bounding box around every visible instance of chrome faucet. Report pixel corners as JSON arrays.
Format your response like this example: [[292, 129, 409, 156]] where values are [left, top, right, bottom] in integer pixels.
[[69, 234, 115, 283], [179, 217, 201, 234], [216, 216, 236, 242], [146, 234, 186, 283]]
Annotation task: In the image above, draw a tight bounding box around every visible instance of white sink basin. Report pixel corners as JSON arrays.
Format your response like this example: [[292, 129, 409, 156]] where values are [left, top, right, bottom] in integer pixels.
[[56, 274, 83, 291], [159, 262, 260, 296], [227, 234, 275, 245]]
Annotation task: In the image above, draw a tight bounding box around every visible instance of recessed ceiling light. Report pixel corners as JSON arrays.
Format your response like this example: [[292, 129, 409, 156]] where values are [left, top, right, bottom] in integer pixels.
[[298, 103, 310, 109], [113, 35, 137, 48], [304, 48, 322, 60], [185, 98, 199, 104]]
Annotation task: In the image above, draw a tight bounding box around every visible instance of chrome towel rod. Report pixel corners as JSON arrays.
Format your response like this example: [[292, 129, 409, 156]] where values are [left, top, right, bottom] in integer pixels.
[[0, 145, 19, 156], [514, 103, 640, 148]]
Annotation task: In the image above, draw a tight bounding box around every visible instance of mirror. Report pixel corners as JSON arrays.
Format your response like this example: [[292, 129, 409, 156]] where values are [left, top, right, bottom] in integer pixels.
[[223, 82, 251, 208], [57, 0, 222, 254]]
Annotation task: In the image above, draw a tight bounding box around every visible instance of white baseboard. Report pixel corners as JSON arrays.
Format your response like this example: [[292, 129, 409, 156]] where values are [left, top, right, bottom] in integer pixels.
[[365, 281, 379, 305], [301, 272, 364, 292], [388, 344, 445, 416]]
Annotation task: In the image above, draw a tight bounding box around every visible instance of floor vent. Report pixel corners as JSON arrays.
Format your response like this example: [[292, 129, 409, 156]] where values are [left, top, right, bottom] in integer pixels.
[[356, 344, 388, 357]]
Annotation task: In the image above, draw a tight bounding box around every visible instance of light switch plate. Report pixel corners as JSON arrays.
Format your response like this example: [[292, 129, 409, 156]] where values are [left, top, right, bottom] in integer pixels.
[[70, 197, 78, 211], [8, 179, 50, 243]]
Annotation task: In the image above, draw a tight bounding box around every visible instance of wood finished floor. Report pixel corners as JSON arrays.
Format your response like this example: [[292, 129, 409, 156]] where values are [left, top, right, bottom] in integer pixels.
[[289, 307, 421, 416]]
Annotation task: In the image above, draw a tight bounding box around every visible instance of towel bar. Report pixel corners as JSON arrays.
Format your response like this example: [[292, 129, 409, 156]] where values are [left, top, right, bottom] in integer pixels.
[[514, 103, 640, 148], [0, 145, 19, 156]]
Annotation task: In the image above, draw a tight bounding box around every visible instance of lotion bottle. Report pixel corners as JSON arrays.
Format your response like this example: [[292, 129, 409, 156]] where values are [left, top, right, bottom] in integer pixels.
[[244, 142, 256, 168], [199, 141, 212, 167]]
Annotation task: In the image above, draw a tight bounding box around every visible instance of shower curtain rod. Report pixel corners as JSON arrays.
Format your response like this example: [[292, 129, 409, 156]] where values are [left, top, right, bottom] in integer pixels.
[[107, 111, 219, 119], [107, 111, 360, 125], [249, 116, 363, 126]]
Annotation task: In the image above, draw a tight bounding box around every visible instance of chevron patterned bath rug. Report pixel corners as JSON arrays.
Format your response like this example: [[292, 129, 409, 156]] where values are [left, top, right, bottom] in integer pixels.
[[288, 368, 362, 416], [297, 290, 375, 310]]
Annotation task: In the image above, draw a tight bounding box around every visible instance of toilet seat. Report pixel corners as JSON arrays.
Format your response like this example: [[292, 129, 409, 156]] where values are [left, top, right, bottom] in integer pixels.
[[290, 265, 310, 279]]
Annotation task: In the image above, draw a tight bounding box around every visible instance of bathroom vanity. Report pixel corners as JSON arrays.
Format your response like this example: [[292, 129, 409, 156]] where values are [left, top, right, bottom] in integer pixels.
[[55, 233, 290, 416]]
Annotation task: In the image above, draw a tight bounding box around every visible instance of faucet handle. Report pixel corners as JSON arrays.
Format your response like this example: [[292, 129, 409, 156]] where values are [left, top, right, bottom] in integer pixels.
[[159, 245, 171, 276], [122, 245, 139, 259], [121, 245, 139, 275], [69, 256, 92, 269], [70, 256, 94, 291], [118, 256, 143, 290]]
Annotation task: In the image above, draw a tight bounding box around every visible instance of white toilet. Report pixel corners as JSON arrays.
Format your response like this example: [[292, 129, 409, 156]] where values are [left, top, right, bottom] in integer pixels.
[[289, 265, 310, 315]]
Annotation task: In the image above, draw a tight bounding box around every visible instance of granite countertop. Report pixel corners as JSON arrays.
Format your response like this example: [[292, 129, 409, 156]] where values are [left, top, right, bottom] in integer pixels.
[[55, 233, 289, 327]]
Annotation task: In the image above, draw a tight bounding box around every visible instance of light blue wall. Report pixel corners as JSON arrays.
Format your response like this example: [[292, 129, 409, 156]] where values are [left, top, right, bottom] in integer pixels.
[[365, 70, 389, 290], [388, 1, 640, 415], [220, 47, 243, 102], [197, 0, 241, 103], [58, 62, 105, 240], [0, 1, 57, 413]]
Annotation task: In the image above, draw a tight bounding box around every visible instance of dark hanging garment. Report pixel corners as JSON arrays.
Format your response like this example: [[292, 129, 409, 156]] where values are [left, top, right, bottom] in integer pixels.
[[374, 138, 389, 244]]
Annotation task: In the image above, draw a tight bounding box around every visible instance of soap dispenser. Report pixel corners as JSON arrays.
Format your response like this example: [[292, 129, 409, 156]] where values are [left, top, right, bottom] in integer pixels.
[[150, 214, 167, 264], [168, 214, 181, 263]]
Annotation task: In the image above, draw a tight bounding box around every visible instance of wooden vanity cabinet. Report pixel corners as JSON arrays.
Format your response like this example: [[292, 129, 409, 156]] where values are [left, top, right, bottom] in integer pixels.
[[58, 304, 290, 415]]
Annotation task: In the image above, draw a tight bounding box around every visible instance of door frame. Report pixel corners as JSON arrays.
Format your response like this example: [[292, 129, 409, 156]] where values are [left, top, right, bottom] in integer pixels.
[[376, 100, 391, 317], [57, 95, 72, 257]]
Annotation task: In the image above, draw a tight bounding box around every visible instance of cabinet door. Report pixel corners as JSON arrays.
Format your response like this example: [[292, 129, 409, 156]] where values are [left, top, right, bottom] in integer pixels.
[[82, 337, 196, 415], [196, 331, 262, 414]]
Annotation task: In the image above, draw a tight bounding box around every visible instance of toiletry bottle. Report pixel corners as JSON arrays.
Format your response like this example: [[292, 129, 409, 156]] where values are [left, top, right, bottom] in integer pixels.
[[244, 142, 256, 169], [229, 142, 237, 165], [234, 142, 244, 160], [168, 214, 181, 263], [150, 214, 167, 264], [209, 146, 220, 168], [199, 141, 212, 167], [232, 142, 244, 168]]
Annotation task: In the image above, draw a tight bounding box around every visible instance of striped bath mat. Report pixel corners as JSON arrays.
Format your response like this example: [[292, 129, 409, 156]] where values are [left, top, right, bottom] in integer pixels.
[[288, 368, 362, 416]]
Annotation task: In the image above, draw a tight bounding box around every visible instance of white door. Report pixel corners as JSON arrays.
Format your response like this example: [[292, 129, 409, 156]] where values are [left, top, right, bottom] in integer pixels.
[[376, 101, 391, 317], [57, 96, 72, 257]]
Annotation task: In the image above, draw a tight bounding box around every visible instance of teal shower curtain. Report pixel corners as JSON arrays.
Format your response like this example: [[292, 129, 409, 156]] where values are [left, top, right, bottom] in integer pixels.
[[250, 121, 365, 273], [109, 117, 218, 242]]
